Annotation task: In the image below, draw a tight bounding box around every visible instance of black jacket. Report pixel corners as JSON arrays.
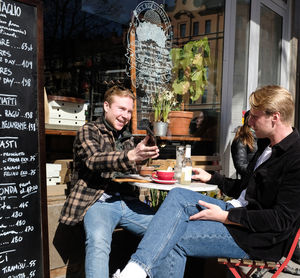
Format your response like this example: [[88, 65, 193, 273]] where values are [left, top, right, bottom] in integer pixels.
[[231, 136, 257, 178], [209, 129, 300, 261]]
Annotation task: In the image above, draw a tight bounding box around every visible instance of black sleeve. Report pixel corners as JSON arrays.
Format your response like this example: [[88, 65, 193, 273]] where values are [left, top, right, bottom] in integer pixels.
[[231, 139, 249, 177]]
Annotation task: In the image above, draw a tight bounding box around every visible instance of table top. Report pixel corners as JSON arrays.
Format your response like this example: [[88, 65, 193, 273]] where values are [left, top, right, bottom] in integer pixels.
[[134, 182, 217, 192], [132, 134, 212, 142], [128, 175, 218, 192]]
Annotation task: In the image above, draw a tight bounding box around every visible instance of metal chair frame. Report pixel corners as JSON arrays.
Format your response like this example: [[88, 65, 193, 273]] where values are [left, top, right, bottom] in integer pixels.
[[218, 228, 300, 278]]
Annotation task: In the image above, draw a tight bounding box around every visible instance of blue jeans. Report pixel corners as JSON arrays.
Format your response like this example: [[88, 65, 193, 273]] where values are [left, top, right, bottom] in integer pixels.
[[83, 195, 154, 278], [130, 188, 249, 278]]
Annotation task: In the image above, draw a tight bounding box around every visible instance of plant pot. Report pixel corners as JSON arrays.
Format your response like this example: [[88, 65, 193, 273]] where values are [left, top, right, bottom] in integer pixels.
[[168, 111, 193, 136], [139, 165, 155, 176], [153, 121, 168, 136]]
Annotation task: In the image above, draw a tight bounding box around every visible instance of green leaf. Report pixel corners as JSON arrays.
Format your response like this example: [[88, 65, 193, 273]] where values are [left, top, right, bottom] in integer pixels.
[[202, 67, 208, 81], [192, 83, 203, 101], [183, 42, 193, 53], [193, 54, 203, 67], [170, 48, 181, 66], [172, 80, 184, 95], [172, 80, 190, 95], [191, 70, 202, 81]]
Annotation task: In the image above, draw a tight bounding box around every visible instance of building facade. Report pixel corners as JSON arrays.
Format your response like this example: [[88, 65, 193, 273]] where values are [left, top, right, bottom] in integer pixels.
[[44, 0, 300, 177]]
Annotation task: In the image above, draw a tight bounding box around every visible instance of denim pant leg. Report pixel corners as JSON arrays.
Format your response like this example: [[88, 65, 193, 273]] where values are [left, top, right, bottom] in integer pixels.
[[84, 197, 122, 278], [118, 198, 154, 236], [153, 246, 187, 278], [130, 187, 248, 278], [153, 217, 249, 278]]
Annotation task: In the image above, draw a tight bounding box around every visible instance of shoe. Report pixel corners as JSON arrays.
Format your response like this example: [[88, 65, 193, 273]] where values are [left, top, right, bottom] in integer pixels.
[[112, 269, 121, 278]]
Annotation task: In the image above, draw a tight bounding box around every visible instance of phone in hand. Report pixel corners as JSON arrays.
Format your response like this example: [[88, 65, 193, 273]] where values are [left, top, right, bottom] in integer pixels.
[[146, 127, 156, 146]]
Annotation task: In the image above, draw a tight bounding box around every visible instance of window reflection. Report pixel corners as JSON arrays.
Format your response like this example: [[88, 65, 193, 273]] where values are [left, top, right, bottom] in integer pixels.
[[180, 23, 187, 37], [258, 4, 282, 87], [44, 0, 225, 155], [193, 22, 199, 36], [205, 20, 211, 34], [233, 0, 250, 112]]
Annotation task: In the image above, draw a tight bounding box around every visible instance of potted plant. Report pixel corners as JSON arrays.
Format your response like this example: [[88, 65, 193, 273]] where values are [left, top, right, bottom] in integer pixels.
[[152, 89, 177, 136], [168, 38, 211, 136]]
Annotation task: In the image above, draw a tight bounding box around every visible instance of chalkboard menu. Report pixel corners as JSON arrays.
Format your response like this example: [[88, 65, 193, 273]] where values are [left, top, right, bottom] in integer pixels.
[[0, 0, 48, 277]]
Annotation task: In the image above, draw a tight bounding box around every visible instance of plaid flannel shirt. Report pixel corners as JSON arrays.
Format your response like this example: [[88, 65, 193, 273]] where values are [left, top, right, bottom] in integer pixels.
[[59, 117, 138, 225]]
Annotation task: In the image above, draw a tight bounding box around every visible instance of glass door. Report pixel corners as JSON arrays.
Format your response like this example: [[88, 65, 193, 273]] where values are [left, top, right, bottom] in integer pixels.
[[247, 0, 290, 98], [220, 0, 290, 176], [258, 4, 282, 86]]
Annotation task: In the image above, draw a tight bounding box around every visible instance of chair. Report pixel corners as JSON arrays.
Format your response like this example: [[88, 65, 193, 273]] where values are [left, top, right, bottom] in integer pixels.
[[191, 155, 222, 172], [218, 228, 300, 278]]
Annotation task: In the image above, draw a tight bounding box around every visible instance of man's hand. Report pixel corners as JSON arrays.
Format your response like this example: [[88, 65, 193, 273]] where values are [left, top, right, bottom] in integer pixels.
[[189, 200, 229, 223], [127, 135, 159, 162], [192, 167, 212, 183], [190, 200, 241, 226]]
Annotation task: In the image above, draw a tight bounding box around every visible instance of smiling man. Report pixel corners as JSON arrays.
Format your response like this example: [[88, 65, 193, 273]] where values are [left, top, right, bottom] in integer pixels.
[[59, 85, 159, 278]]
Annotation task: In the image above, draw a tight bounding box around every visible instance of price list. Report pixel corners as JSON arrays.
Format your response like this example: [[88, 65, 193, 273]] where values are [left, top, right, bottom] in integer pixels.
[[0, 0, 43, 277]]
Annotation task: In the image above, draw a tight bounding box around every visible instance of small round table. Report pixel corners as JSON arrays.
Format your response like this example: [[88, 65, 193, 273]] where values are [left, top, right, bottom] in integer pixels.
[[133, 180, 218, 192]]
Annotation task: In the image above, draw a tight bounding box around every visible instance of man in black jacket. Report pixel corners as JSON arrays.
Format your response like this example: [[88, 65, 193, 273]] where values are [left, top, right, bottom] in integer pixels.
[[114, 85, 300, 278]]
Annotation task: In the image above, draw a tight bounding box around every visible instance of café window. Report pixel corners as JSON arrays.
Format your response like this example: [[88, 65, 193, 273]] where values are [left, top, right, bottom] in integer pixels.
[[44, 0, 225, 156]]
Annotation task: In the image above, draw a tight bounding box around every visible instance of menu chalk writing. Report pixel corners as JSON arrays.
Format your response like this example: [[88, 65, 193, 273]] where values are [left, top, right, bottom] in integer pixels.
[[0, 0, 45, 277]]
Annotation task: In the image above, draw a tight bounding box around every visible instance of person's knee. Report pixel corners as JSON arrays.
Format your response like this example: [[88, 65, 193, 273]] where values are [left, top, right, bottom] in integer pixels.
[[86, 228, 112, 251], [168, 187, 192, 200], [168, 187, 186, 197], [165, 188, 190, 207]]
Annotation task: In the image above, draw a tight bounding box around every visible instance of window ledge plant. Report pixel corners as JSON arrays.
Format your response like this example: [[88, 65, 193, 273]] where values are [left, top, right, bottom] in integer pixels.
[[170, 37, 211, 110], [152, 89, 177, 136], [152, 89, 177, 123], [166, 38, 210, 136]]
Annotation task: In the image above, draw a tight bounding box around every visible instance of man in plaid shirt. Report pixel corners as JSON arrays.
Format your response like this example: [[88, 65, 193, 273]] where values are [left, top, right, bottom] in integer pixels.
[[59, 85, 159, 278]]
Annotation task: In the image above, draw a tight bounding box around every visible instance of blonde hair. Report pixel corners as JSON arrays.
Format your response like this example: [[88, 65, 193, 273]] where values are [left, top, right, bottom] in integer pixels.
[[249, 85, 294, 124], [104, 85, 135, 105]]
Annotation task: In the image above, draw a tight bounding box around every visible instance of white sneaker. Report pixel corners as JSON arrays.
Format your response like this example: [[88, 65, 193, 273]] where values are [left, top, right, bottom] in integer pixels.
[[112, 269, 121, 278]]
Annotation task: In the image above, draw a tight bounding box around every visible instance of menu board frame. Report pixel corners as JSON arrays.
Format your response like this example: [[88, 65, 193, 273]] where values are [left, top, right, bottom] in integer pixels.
[[0, 0, 49, 277]]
